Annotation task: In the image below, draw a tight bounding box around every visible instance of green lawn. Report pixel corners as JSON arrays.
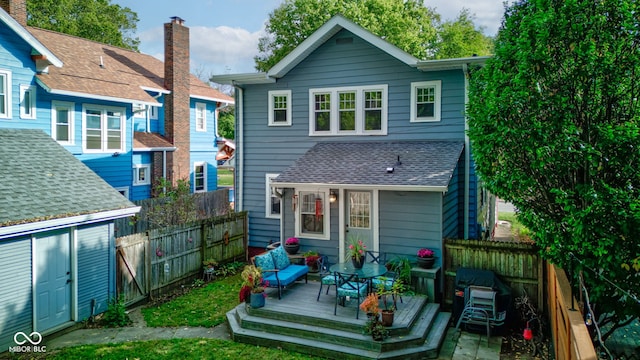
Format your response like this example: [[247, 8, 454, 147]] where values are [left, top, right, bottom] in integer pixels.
[[24, 273, 320, 359], [217, 169, 234, 187], [498, 211, 531, 240]]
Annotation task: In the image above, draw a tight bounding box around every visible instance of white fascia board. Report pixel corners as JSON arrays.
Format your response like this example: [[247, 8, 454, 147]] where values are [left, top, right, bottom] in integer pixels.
[[210, 73, 275, 86], [0, 207, 141, 240], [268, 15, 419, 78], [0, 11, 63, 67], [270, 182, 447, 193], [191, 94, 235, 105], [416, 56, 490, 72], [36, 78, 159, 106], [140, 86, 170, 95], [134, 147, 176, 152]]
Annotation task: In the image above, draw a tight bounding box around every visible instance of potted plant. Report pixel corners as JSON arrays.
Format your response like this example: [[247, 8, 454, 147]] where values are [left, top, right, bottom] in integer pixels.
[[284, 237, 300, 255], [203, 258, 217, 271], [416, 248, 436, 269], [240, 264, 267, 308], [359, 293, 381, 320], [364, 317, 389, 341], [347, 234, 367, 269], [376, 278, 405, 326], [304, 250, 320, 272]]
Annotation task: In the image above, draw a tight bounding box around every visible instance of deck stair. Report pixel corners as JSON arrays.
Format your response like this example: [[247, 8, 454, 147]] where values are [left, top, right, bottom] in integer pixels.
[[226, 282, 451, 359]]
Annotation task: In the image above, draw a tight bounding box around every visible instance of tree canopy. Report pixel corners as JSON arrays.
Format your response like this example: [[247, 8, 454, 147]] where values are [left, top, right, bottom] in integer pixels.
[[255, 0, 492, 72], [467, 0, 640, 343], [27, 0, 140, 51]]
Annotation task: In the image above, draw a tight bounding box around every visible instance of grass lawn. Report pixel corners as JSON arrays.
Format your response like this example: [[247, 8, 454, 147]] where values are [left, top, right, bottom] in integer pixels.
[[217, 169, 234, 187], [24, 273, 321, 359], [499, 211, 531, 240]]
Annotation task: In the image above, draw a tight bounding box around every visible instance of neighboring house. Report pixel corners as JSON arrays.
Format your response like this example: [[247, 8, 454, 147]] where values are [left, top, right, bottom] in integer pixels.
[[0, 0, 234, 201], [0, 129, 140, 351], [212, 15, 496, 267]]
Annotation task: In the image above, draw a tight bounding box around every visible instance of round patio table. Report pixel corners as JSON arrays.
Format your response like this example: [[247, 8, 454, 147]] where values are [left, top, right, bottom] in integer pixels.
[[329, 262, 387, 280]]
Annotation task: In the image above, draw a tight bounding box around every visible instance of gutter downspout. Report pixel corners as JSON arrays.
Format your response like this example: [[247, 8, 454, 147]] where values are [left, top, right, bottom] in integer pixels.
[[234, 84, 244, 211], [463, 64, 470, 239]]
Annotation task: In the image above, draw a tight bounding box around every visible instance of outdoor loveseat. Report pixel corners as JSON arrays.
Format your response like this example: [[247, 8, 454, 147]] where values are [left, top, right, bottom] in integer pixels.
[[251, 245, 308, 299]]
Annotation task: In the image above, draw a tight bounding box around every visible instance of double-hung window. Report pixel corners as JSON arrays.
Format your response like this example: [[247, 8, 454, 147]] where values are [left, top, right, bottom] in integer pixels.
[[309, 85, 387, 135], [0, 69, 12, 118], [194, 162, 206, 192], [268, 90, 291, 126], [265, 174, 281, 218], [82, 105, 125, 152], [296, 190, 329, 239], [195, 103, 206, 131], [20, 85, 36, 119], [410, 80, 441, 122], [52, 101, 74, 145]]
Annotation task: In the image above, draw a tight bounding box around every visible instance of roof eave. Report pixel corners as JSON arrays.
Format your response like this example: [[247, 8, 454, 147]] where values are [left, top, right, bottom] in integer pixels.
[[36, 78, 159, 106], [416, 56, 490, 72], [191, 94, 235, 104], [0, 11, 63, 67], [271, 182, 448, 192], [133, 147, 176, 152], [210, 72, 275, 86]]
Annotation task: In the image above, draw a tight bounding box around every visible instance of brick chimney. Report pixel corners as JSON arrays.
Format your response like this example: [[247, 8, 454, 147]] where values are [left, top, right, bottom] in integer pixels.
[[0, 0, 27, 26], [163, 16, 190, 186]]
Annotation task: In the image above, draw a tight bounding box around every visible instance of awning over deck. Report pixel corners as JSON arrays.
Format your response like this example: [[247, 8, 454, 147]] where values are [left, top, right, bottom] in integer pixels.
[[272, 141, 464, 191]]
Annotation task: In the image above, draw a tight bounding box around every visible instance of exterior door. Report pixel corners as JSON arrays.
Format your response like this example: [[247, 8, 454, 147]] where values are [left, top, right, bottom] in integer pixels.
[[35, 230, 71, 331], [345, 191, 374, 259]]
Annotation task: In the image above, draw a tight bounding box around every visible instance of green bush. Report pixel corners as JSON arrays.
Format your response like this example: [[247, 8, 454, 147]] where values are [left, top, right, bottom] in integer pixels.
[[101, 296, 130, 327]]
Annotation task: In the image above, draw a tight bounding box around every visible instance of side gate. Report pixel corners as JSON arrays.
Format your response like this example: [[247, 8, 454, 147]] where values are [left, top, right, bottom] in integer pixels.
[[116, 233, 150, 306]]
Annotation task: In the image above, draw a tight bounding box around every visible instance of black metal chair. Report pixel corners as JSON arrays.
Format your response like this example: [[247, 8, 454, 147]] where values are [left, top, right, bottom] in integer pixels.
[[365, 250, 386, 264], [316, 255, 336, 301], [334, 271, 368, 319], [366, 251, 404, 303]]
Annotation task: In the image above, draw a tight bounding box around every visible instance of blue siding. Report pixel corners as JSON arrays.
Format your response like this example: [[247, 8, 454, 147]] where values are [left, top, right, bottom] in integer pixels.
[[443, 161, 461, 239], [132, 153, 152, 200], [240, 28, 467, 245], [0, 236, 33, 351], [77, 223, 114, 320], [190, 99, 219, 193]]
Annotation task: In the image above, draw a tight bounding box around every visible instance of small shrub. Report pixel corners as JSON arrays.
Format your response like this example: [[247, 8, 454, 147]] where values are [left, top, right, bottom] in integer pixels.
[[101, 296, 131, 327]]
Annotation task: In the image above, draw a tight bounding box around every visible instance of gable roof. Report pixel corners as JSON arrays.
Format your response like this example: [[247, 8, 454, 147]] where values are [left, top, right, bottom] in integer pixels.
[[0, 9, 62, 69], [26, 27, 233, 105], [272, 141, 464, 191], [0, 129, 139, 237]]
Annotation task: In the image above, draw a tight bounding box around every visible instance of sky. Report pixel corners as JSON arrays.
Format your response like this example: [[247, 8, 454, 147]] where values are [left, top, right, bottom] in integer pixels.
[[113, 0, 511, 77]]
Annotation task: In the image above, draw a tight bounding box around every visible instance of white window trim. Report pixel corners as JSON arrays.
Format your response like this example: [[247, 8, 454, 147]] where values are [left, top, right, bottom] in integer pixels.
[[195, 102, 206, 132], [265, 173, 281, 219], [133, 164, 151, 186], [51, 100, 75, 145], [149, 105, 158, 120], [0, 69, 12, 119], [308, 85, 387, 136], [410, 80, 442, 122], [20, 85, 36, 119], [115, 186, 129, 199], [194, 162, 207, 193], [81, 104, 125, 153], [295, 188, 330, 240], [268, 90, 292, 126]]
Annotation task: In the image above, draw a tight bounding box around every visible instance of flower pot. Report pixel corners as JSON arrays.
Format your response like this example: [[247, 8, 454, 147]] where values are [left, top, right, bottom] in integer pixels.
[[417, 256, 435, 269], [352, 256, 365, 269], [381, 310, 394, 326], [284, 244, 300, 255], [250, 292, 265, 308]]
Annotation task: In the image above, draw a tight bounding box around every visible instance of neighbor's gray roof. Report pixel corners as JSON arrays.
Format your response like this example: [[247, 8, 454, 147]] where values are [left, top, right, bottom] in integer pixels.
[[273, 141, 464, 189], [0, 129, 137, 227]]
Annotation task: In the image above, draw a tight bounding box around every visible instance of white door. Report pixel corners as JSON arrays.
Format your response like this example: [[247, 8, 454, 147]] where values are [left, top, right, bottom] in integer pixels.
[[345, 191, 374, 259], [35, 230, 71, 331]]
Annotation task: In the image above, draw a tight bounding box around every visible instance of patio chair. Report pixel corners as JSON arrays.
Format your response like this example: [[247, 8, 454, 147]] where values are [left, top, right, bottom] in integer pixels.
[[366, 251, 403, 303], [365, 250, 386, 265], [455, 285, 506, 342], [334, 272, 368, 319], [316, 255, 336, 301]]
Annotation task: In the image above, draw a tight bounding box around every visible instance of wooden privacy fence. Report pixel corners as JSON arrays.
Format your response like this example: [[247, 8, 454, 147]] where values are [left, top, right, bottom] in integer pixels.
[[443, 239, 543, 310], [547, 263, 597, 360], [116, 211, 247, 305]]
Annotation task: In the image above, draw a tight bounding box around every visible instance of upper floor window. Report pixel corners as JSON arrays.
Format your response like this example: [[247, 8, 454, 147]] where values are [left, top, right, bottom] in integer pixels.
[[196, 103, 206, 131], [51, 101, 74, 145], [0, 69, 12, 119], [133, 164, 151, 185], [296, 190, 329, 240], [268, 90, 292, 126], [149, 105, 158, 120], [410, 80, 441, 122], [194, 162, 206, 192], [265, 173, 281, 218], [82, 105, 125, 153], [20, 85, 36, 119], [309, 85, 387, 136]]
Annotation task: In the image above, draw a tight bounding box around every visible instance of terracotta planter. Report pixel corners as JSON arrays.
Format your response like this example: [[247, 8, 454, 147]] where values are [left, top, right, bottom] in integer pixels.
[[381, 310, 394, 326], [417, 256, 435, 269], [284, 244, 300, 255]]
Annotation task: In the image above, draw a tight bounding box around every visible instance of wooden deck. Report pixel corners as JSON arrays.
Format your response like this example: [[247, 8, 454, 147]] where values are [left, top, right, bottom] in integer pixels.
[[227, 280, 451, 359]]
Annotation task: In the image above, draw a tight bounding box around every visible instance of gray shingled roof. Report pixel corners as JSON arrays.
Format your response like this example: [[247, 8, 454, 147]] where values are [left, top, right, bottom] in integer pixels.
[[0, 129, 137, 227], [273, 141, 464, 189]]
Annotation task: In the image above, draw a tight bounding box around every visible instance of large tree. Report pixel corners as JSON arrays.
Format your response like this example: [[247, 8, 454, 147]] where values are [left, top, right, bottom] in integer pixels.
[[255, 0, 492, 72], [27, 0, 139, 51], [467, 0, 640, 345], [434, 8, 494, 60]]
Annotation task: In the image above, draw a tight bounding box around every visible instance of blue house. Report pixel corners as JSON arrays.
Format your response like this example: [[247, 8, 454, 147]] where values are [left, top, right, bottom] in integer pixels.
[[212, 16, 495, 268], [0, 1, 234, 201], [0, 129, 140, 352]]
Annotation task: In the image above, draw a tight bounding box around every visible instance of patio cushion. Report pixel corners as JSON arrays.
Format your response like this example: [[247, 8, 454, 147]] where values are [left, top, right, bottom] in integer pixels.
[[337, 281, 367, 297], [263, 264, 308, 287], [372, 277, 393, 291], [271, 245, 291, 269], [321, 274, 335, 285], [254, 252, 276, 271]]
